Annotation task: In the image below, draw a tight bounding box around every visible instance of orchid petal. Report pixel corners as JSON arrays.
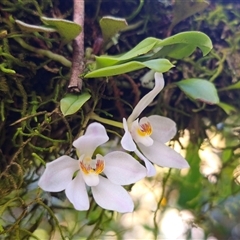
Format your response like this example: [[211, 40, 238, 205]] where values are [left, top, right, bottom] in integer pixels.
[[73, 122, 109, 157], [138, 141, 189, 169], [38, 156, 78, 192], [134, 149, 156, 177], [148, 115, 177, 143], [104, 151, 146, 185], [121, 118, 136, 151], [82, 172, 99, 187], [127, 72, 165, 124], [65, 172, 89, 211], [91, 176, 134, 213]]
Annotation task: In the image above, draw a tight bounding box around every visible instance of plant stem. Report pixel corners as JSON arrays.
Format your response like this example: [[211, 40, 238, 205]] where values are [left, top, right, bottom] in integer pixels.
[[90, 113, 123, 129], [14, 37, 71, 67]]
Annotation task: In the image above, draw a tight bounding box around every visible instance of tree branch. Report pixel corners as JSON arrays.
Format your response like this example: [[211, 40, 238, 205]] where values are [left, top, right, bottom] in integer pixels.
[[68, 0, 85, 92]]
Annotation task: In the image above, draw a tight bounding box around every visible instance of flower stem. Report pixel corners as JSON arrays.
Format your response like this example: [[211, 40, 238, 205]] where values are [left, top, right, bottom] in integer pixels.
[[153, 168, 172, 239], [90, 113, 123, 129]]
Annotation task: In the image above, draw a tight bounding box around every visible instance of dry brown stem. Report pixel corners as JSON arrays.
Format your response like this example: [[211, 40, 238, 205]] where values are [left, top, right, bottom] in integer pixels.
[[68, 0, 85, 92]]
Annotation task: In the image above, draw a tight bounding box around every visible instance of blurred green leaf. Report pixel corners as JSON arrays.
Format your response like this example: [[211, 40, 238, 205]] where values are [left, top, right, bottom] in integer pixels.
[[85, 59, 174, 78], [178, 144, 202, 209], [217, 102, 237, 114], [41, 17, 82, 43], [169, 0, 209, 33], [60, 92, 91, 116], [99, 16, 128, 43], [222, 149, 233, 163], [175, 78, 219, 104], [0, 30, 8, 39], [220, 81, 240, 91]]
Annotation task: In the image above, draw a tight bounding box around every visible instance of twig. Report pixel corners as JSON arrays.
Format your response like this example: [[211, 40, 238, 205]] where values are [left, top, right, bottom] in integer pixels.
[[68, 0, 85, 92], [10, 111, 47, 126]]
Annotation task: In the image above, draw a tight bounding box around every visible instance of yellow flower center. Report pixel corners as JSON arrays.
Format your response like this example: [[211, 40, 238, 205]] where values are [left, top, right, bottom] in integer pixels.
[[80, 159, 105, 175], [137, 122, 152, 137]]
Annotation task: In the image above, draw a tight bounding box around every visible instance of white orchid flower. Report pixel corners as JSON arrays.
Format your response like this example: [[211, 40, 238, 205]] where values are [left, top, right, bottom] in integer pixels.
[[121, 72, 189, 177], [38, 122, 146, 213]]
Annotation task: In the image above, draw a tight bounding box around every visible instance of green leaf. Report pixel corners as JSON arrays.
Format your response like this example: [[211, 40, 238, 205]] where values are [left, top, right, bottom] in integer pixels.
[[95, 37, 159, 68], [169, 0, 209, 33], [217, 102, 237, 115], [60, 92, 91, 116], [220, 81, 240, 91], [84, 59, 174, 78], [152, 43, 196, 59], [152, 31, 213, 59], [94, 31, 212, 69], [41, 17, 82, 43], [15, 20, 56, 33], [175, 79, 219, 104], [99, 16, 128, 43]]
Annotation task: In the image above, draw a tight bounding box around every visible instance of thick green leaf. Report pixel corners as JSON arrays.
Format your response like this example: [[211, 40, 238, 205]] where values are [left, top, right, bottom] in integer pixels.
[[152, 31, 213, 59], [41, 17, 82, 43], [175, 79, 219, 104], [157, 32, 212, 53], [217, 102, 237, 114], [15, 20, 56, 33], [152, 43, 196, 59], [99, 16, 128, 43], [16, 18, 82, 44], [60, 92, 91, 116], [85, 59, 174, 78], [95, 31, 212, 68], [95, 37, 159, 68]]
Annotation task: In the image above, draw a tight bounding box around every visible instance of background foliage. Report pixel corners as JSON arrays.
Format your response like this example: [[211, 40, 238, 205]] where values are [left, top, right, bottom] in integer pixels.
[[0, 0, 240, 239]]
